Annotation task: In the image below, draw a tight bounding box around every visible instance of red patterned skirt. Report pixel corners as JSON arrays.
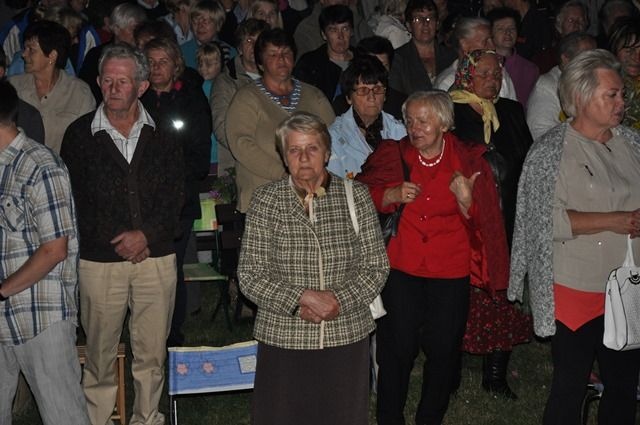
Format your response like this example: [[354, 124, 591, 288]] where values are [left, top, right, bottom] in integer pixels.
[[462, 287, 532, 354]]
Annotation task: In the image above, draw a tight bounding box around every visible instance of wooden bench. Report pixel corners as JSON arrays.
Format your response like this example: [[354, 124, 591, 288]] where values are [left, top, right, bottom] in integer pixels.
[[77, 343, 126, 425]]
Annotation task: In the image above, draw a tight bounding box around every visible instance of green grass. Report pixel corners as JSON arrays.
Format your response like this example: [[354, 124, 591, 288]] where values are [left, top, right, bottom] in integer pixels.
[[12, 283, 628, 425]]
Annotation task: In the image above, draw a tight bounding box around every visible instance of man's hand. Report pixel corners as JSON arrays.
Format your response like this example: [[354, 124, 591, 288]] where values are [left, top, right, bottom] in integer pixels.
[[111, 230, 148, 262]]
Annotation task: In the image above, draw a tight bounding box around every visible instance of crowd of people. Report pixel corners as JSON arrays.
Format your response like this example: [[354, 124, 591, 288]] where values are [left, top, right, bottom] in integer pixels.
[[1, 0, 640, 424]]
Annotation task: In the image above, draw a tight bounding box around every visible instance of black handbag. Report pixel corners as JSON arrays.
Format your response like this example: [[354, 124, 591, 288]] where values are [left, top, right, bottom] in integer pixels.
[[380, 153, 410, 245]]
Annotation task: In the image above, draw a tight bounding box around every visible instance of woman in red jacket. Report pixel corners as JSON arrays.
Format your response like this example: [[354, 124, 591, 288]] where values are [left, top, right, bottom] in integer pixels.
[[357, 90, 509, 425]]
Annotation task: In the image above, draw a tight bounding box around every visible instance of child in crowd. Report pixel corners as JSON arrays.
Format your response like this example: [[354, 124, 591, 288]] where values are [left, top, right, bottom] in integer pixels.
[[196, 41, 222, 174]]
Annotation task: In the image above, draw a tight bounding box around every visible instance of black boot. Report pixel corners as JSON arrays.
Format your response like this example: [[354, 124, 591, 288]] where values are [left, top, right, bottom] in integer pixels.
[[482, 350, 517, 400]]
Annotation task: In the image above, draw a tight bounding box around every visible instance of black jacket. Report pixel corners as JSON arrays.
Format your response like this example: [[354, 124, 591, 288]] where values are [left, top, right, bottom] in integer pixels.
[[294, 44, 348, 102], [60, 110, 185, 262], [141, 76, 212, 221]]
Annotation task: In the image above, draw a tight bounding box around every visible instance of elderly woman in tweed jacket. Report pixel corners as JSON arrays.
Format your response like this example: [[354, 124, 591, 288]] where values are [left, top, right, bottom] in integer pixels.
[[238, 112, 389, 425], [508, 49, 640, 425]]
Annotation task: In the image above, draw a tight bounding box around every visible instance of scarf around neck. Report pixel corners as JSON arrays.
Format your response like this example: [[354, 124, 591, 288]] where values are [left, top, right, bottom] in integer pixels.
[[353, 109, 384, 150], [450, 89, 500, 145]]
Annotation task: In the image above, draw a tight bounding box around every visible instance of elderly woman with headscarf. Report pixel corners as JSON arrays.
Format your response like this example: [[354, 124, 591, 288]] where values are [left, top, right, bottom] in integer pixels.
[[8, 19, 95, 153], [238, 112, 389, 425], [327, 55, 406, 179], [448, 49, 533, 399], [356, 90, 509, 425], [509, 49, 640, 425]]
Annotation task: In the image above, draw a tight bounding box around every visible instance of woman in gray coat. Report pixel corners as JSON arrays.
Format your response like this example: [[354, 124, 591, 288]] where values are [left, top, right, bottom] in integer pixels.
[[509, 49, 640, 425], [238, 112, 389, 425]]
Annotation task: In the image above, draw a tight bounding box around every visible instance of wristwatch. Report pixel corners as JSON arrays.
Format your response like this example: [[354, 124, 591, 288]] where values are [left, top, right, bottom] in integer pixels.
[[0, 284, 7, 302]]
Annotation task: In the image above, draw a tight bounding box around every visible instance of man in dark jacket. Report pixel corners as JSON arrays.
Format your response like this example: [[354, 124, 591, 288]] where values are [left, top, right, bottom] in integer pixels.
[[61, 43, 184, 425]]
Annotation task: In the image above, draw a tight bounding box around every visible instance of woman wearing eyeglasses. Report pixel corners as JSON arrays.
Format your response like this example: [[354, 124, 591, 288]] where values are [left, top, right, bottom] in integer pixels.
[[327, 55, 406, 178], [387, 0, 456, 96]]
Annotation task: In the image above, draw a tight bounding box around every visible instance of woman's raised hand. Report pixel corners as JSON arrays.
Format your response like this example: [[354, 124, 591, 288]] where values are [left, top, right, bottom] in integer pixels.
[[449, 171, 481, 217]]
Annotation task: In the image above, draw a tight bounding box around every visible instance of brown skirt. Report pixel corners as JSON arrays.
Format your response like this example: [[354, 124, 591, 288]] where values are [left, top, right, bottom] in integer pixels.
[[251, 338, 370, 425]]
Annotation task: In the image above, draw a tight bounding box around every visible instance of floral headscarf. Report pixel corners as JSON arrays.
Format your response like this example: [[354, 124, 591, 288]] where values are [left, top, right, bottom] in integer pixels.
[[451, 49, 504, 94], [450, 49, 503, 144]]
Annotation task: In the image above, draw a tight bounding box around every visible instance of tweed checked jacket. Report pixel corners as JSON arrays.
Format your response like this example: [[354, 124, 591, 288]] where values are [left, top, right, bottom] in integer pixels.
[[507, 123, 640, 337], [238, 176, 389, 350]]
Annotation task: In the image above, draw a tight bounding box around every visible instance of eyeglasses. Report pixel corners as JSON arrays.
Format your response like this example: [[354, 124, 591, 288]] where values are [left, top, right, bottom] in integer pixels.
[[193, 16, 215, 26], [353, 86, 386, 96], [411, 16, 435, 25], [149, 58, 173, 68]]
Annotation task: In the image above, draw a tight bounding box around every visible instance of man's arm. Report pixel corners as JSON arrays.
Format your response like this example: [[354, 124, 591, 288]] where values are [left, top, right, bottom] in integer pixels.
[[0, 236, 68, 298]]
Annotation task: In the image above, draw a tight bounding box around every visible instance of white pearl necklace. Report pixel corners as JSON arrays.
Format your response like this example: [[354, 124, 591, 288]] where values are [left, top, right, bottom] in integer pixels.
[[417, 139, 446, 168]]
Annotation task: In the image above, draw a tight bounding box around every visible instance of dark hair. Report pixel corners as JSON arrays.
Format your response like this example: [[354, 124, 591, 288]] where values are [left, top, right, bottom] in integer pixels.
[[254, 27, 296, 68], [319, 4, 353, 32], [404, 0, 437, 25], [23, 20, 71, 69], [0, 48, 7, 70], [340, 54, 388, 95], [134, 20, 177, 46], [486, 7, 521, 34], [234, 18, 269, 48], [599, 0, 636, 33], [0, 80, 19, 126], [356, 35, 395, 64], [557, 31, 595, 64], [608, 17, 640, 53]]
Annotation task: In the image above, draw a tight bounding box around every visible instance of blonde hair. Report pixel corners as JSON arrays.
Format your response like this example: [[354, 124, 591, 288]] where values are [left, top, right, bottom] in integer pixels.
[[191, 0, 226, 32], [558, 49, 621, 118], [196, 41, 222, 64]]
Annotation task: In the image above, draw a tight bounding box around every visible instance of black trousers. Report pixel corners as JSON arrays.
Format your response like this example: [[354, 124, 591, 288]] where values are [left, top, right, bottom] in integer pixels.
[[543, 317, 640, 425], [376, 269, 470, 425], [168, 218, 194, 346]]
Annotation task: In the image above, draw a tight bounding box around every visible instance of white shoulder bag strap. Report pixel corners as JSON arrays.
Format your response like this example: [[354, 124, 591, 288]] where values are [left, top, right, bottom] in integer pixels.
[[343, 179, 386, 319]]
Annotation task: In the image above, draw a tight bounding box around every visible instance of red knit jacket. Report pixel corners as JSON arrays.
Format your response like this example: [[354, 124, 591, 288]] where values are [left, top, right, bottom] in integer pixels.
[[356, 133, 510, 294]]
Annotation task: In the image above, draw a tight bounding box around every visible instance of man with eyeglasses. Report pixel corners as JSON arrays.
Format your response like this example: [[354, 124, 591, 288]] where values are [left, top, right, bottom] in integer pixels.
[[388, 0, 456, 97]]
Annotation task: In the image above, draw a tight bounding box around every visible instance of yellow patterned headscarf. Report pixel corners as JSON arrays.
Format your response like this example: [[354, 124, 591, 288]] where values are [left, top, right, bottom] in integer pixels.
[[449, 49, 502, 144]]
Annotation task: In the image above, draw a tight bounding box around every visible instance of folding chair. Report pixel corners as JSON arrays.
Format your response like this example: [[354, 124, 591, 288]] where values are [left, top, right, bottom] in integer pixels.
[[185, 198, 233, 330], [168, 341, 258, 425]]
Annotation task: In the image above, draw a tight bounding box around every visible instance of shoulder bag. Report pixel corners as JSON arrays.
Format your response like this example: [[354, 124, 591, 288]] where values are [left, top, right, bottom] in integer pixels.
[[603, 235, 640, 351]]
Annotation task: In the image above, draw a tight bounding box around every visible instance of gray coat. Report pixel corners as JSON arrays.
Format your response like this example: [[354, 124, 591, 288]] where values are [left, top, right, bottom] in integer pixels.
[[238, 176, 389, 349], [508, 123, 640, 337]]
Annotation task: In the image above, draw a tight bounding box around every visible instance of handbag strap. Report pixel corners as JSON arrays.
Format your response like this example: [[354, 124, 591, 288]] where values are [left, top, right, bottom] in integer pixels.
[[344, 178, 359, 236], [395, 146, 410, 216], [623, 235, 636, 268]]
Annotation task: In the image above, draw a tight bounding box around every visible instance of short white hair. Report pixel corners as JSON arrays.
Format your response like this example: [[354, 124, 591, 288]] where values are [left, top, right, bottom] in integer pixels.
[[402, 90, 454, 130], [558, 49, 621, 118]]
